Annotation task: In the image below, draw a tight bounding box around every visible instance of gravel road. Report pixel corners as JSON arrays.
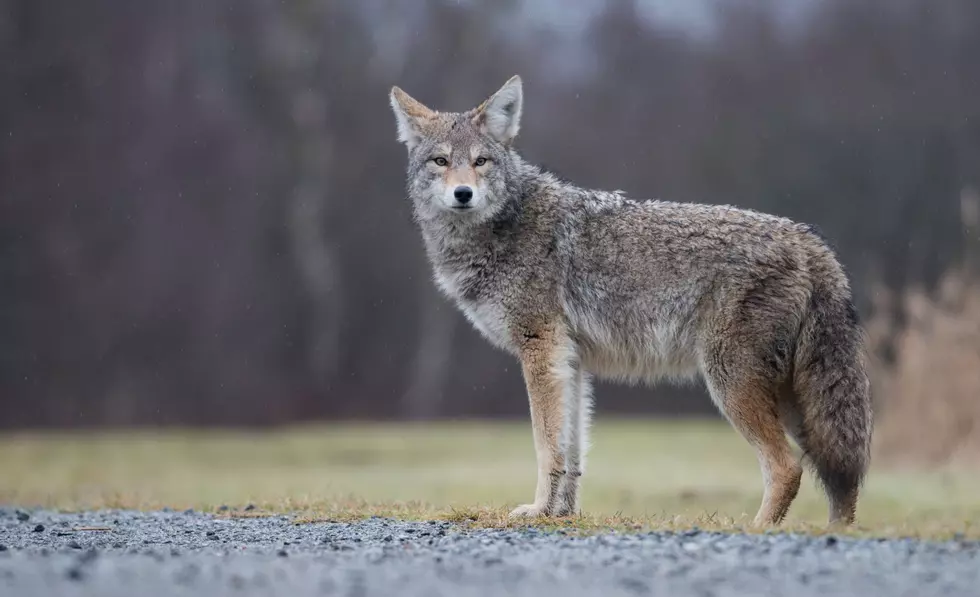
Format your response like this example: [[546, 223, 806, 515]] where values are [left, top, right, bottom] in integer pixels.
[[0, 508, 976, 597]]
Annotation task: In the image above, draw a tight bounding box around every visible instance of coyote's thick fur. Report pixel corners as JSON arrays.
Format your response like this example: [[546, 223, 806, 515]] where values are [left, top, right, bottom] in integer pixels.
[[389, 75, 872, 526]]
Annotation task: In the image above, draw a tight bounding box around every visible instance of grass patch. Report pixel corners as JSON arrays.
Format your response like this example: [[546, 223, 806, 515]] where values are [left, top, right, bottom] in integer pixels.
[[1, 419, 978, 539]]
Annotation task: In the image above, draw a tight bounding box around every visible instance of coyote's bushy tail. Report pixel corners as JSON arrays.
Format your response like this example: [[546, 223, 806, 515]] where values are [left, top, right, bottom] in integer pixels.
[[793, 263, 873, 524]]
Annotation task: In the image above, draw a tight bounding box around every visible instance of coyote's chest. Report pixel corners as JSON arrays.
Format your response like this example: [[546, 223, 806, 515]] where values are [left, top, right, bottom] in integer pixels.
[[459, 298, 513, 352], [433, 267, 514, 352]]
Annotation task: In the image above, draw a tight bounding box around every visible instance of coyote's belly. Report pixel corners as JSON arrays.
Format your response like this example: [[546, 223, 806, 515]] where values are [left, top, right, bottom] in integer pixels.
[[566, 304, 701, 385]]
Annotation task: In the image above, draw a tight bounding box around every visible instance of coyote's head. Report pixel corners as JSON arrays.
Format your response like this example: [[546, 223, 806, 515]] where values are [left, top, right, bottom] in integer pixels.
[[389, 76, 523, 224]]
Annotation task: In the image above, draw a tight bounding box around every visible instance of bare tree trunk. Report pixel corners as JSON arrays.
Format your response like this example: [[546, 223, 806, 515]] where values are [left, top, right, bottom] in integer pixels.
[[262, 4, 345, 396], [961, 185, 979, 281], [289, 172, 343, 391], [401, 295, 456, 420]]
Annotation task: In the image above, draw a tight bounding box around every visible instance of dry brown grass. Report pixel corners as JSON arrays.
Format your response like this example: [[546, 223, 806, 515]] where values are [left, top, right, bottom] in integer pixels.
[[870, 269, 980, 468]]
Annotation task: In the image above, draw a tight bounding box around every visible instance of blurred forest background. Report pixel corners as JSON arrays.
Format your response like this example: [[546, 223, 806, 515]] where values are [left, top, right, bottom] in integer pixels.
[[1, 0, 978, 462]]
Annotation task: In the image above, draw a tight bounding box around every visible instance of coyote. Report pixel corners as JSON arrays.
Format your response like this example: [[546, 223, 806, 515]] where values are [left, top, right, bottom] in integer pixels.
[[388, 75, 872, 526]]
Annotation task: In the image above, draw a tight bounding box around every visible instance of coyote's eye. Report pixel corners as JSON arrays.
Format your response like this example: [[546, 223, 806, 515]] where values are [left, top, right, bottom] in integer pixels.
[[474, 157, 488, 167], [432, 157, 448, 167]]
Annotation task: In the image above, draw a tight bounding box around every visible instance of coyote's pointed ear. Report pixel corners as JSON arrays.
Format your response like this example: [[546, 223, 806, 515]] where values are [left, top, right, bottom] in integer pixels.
[[472, 75, 523, 145], [389, 86, 435, 150]]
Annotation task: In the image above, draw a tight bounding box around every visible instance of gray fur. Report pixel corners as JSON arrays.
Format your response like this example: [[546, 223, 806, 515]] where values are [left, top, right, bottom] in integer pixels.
[[389, 76, 873, 525]]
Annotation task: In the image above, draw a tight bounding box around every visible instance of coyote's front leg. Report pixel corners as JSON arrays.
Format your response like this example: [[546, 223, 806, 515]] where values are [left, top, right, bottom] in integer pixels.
[[557, 368, 592, 515], [509, 327, 576, 519]]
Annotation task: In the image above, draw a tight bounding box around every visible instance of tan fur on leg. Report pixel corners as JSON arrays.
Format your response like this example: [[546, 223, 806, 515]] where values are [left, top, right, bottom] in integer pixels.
[[509, 326, 575, 518], [713, 381, 803, 526]]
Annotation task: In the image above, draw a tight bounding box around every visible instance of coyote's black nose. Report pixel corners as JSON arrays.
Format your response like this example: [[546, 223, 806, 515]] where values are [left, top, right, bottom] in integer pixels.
[[453, 186, 473, 204]]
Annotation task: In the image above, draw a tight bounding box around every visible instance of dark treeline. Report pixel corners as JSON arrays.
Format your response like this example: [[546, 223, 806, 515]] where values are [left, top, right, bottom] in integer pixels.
[[1, 0, 978, 428]]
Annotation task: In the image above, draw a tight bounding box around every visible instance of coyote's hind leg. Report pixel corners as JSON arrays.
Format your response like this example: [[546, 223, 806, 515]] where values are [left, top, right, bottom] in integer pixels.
[[704, 370, 803, 526]]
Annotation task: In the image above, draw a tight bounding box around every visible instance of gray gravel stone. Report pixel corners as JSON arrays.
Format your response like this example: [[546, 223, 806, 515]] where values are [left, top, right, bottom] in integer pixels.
[[0, 508, 976, 596]]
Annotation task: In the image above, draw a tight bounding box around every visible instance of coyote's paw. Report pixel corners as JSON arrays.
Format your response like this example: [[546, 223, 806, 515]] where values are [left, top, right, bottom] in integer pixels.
[[508, 504, 548, 519], [552, 502, 576, 517]]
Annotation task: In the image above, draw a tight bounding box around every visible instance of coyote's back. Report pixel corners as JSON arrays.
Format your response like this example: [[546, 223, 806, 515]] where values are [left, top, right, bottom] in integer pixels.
[[388, 75, 872, 526]]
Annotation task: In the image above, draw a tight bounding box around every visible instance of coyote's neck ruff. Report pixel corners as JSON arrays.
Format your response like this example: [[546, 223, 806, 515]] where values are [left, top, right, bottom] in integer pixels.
[[389, 76, 872, 528]]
